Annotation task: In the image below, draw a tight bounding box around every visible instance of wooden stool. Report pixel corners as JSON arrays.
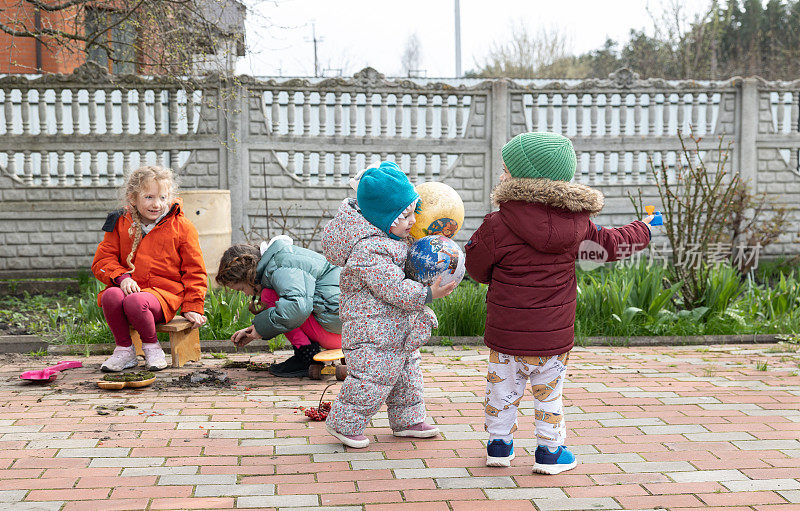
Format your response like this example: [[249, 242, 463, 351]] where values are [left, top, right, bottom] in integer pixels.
[[130, 317, 201, 368]]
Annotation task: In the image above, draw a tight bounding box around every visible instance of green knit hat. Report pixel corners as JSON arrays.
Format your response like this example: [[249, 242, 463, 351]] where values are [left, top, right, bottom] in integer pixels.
[[501, 132, 577, 181]]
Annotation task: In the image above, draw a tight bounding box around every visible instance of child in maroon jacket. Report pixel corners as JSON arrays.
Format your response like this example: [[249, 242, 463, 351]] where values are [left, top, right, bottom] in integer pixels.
[[465, 132, 653, 474]]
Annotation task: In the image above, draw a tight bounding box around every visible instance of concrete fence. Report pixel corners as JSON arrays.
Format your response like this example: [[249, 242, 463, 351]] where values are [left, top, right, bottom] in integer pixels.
[[1, 63, 798, 277]]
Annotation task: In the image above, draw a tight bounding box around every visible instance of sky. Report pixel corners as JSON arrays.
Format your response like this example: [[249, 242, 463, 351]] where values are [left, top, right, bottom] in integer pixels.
[[237, 0, 712, 78]]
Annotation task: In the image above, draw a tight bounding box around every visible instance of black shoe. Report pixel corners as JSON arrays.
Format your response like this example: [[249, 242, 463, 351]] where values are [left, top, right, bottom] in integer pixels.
[[269, 343, 321, 378]]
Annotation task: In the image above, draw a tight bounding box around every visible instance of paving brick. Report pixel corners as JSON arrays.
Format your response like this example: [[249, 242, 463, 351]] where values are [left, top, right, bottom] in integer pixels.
[[667, 469, 748, 482], [88, 457, 164, 468], [722, 478, 800, 492], [618, 461, 696, 473], [121, 466, 198, 476], [698, 490, 788, 506], [435, 476, 516, 489], [236, 494, 318, 507], [450, 501, 535, 511], [158, 474, 235, 486], [393, 467, 469, 479], [2, 503, 64, 510], [0, 490, 26, 502], [61, 498, 150, 511], [149, 497, 235, 509], [484, 488, 568, 499], [534, 497, 622, 510], [351, 459, 425, 470], [194, 483, 276, 497]]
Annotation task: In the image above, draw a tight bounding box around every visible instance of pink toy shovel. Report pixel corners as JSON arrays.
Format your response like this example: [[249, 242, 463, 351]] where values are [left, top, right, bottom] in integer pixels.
[[20, 361, 83, 382]]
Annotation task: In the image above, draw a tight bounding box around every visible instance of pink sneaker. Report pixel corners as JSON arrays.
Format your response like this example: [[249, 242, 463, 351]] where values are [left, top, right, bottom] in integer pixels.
[[393, 422, 439, 438], [325, 422, 369, 448]]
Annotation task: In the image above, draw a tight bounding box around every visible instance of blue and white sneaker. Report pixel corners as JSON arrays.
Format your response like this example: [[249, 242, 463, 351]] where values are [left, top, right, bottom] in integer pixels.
[[532, 445, 577, 474], [486, 439, 515, 467]]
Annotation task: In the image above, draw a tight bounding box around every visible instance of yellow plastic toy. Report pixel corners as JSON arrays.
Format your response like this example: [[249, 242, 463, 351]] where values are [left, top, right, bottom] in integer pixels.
[[409, 182, 465, 240]]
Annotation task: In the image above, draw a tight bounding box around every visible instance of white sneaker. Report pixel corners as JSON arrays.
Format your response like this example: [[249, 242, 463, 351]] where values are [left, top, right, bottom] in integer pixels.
[[101, 345, 138, 372], [142, 343, 168, 371]]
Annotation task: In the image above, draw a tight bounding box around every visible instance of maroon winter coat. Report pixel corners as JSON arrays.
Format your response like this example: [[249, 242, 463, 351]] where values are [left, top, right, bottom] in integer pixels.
[[465, 178, 651, 357]]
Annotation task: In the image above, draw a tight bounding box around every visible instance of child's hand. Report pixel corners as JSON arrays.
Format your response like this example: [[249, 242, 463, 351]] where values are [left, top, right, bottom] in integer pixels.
[[231, 325, 259, 348], [430, 276, 457, 300], [183, 311, 207, 328], [120, 277, 141, 295], [642, 215, 655, 225]]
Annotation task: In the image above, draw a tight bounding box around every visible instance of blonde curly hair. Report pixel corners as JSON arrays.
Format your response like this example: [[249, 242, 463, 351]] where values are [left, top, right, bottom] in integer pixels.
[[121, 165, 177, 273]]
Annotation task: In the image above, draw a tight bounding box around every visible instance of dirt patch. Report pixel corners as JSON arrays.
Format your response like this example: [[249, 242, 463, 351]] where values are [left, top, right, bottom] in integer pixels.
[[167, 369, 234, 388]]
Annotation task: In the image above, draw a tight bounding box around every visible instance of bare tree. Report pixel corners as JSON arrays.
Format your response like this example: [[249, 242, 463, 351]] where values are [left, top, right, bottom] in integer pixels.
[[0, 0, 246, 76], [400, 32, 422, 77], [472, 22, 572, 78]]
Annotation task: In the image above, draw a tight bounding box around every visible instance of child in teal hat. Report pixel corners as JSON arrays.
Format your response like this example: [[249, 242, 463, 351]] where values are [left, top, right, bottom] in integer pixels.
[[321, 161, 457, 448]]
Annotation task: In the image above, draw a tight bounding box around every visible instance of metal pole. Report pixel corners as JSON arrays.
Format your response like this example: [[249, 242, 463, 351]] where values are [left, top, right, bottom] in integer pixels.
[[312, 23, 319, 77], [454, 0, 462, 77]]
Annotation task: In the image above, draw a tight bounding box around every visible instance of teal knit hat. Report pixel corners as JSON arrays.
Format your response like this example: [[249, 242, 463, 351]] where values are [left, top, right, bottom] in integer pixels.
[[501, 132, 577, 181], [356, 161, 419, 239]]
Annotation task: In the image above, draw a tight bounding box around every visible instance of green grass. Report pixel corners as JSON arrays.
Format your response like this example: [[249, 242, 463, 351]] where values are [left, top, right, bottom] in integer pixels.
[[430, 279, 487, 337], [5, 259, 800, 344]]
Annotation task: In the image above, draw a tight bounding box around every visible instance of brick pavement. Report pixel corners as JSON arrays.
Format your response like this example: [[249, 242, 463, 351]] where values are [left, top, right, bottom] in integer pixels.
[[1, 343, 799, 510]]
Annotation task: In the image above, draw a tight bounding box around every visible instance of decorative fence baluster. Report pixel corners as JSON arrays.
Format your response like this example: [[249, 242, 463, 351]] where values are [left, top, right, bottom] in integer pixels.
[[634, 93, 643, 136], [677, 93, 686, 133], [410, 94, 419, 138], [333, 151, 342, 186], [364, 93, 373, 137], [395, 93, 404, 137], [302, 91, 311, 135], [38, 89, 48, 134], [57, 150, 66, 186], [270, 91, 280, 134], [619, 94, 628, 136], [425, 94, 434, 137], [105, 90, 114, 134], [88, 90, 97, 134], [705, 93, 714, 134], [23, 150, 32, 185], [153, 90, 163, 134], [137, 89, 146, 134], [441, 95, 450, 138], [3, 89, 12, 134], [348, 93, 357, 136], [319, 92, 328, 136], [333, 92, 343, 137], [380, 93, 388, 137], [455, 95, 464, 137], [41, 151, 51, 186], [121, 90, 129, 134], [21, 90, 30, 134]]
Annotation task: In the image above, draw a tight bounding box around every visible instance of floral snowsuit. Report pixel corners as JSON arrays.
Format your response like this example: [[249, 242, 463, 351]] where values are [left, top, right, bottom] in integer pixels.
[[321, 199, 437, 436]]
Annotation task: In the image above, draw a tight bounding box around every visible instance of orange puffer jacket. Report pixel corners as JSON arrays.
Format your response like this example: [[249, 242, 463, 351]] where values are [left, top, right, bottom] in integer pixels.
[[92, 199, 207, 322]]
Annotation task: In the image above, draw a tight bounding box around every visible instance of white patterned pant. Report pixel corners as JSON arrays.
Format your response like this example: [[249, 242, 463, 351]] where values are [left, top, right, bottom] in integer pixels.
[[484, 350, 570, 448]]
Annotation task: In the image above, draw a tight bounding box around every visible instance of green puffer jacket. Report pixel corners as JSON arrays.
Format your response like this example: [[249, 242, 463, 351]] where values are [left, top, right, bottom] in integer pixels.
[[251, 238, 342, 340]]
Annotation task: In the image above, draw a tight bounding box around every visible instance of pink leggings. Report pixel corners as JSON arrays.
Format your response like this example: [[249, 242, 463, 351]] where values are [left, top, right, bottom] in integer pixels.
[[101, 288, 165, 347], [260, 288, 341, 350]]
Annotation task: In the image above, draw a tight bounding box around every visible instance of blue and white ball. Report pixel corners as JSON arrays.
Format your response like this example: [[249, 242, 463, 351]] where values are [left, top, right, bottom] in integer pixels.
[[405, 235, 465, 287]]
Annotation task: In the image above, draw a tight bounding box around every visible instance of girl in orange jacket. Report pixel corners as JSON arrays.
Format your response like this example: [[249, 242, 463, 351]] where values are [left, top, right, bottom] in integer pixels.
[[92, 166, 208, 372]]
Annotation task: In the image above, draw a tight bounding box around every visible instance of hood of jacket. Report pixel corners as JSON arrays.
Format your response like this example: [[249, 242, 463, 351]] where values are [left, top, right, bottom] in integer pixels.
[[322, 198, 387, 267], [256, 237, 292, 282], [490, 178, 604, 255]]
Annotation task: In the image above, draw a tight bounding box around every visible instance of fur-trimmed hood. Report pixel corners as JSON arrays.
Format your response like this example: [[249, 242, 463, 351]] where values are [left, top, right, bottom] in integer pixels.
[[490, 178, 604, 255], [491, 178, 604, 214]]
